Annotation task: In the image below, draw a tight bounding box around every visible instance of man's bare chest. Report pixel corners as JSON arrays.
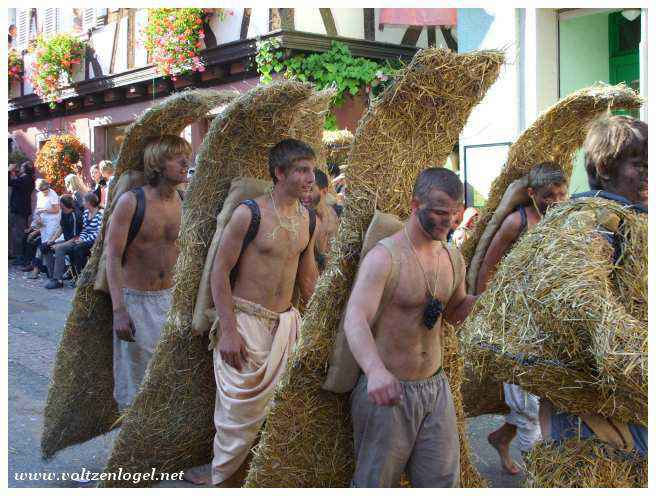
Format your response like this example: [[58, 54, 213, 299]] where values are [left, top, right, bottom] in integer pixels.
[[392, 251, 455, 310], [135, 206, 181, 245], [249, 212, 309, 261]]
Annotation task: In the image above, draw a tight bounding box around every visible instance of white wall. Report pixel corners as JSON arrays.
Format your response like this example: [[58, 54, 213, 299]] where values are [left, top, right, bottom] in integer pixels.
[[247, 7, 271, 38], [457, 7, 521, 205]]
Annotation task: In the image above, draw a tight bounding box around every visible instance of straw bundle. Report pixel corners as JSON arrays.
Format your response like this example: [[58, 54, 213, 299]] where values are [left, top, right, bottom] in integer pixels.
[[462, 197, 647, 426], [245, 48, 505, 488], [99, 81, 333, 487], [524, 438, 647, 488], [460, 83, 643, 290], [41, 89, 235, 460], [322, 129, 354, 167]]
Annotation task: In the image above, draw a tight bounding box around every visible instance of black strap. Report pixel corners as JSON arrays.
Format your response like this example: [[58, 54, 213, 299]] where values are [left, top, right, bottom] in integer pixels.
[[123, 187, 146, 264], [307, 206, 317, 238], [518, 205, 528, 236], [229, 201, 316, 287], [230, 199, 261, 287]]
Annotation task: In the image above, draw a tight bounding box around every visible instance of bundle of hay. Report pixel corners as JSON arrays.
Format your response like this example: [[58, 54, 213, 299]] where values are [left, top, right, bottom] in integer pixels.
[[524, 438, 647, 488], [245, 48, 505, 488], [40, 89, 235, 460], [460, 83, 643, 291], [322, 129, 354, 167], [462, 198, 647, 426], [99, 81, 333, 487]]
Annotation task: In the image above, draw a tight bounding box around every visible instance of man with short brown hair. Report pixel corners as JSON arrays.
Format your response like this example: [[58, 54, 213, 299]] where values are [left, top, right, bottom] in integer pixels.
[[344, 168, 476, 487], [187, 138, 320, 486]]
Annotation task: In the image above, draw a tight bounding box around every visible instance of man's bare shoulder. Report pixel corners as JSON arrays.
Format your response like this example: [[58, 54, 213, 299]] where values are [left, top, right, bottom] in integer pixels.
[[360, 241, 393, 276], [499, 209, 523, 233], [229, 203, 254, 230], [112, 190, 138, 218]]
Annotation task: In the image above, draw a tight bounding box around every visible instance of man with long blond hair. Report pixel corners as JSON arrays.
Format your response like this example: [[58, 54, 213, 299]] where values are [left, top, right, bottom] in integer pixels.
[[105, 134, 190, 408]]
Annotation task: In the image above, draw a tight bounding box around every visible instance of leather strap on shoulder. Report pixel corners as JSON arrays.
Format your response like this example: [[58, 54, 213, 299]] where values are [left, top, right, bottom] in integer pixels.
[[123, 187, 145, 264]]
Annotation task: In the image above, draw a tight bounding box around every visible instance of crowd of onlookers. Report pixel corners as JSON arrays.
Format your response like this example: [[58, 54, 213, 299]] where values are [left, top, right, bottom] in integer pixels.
[[8, 156, 115, 290]]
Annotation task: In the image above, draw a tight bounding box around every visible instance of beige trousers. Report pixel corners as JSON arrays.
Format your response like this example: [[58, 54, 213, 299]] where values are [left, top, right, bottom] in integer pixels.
[[209, 297, 300, 485]]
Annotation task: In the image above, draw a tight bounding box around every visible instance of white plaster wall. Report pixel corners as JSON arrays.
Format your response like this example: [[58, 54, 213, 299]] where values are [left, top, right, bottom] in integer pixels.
[[247, 7, 271, 38], [89, 23, 115, 77], [333, 9, 365, 39], [459, 8, 520, 146], [210, 9, 242, 45], [294, 7, 328, 35], [113, 17, 128, 74], [457, 8, 520, 205], [134, 9, 149, 67]]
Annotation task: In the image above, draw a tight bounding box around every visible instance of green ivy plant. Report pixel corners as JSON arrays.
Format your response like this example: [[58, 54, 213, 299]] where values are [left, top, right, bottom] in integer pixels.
[[255, 39, 400, 129]]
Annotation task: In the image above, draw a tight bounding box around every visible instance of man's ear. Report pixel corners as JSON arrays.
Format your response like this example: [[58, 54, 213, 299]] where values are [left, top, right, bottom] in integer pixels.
[[410, 197, 420, 213], [527, 187, 535, 199]]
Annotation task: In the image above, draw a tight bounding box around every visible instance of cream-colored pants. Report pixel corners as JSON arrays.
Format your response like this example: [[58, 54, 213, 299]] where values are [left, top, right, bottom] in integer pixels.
[[113, 287, 171, 409], [209, 297, 300, 485]]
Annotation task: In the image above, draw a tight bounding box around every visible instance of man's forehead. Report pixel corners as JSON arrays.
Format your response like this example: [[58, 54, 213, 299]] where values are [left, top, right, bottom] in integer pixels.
[[422, 188, 460, 207]]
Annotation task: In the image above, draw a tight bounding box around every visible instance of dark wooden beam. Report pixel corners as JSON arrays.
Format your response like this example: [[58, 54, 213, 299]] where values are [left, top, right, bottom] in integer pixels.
[[127, 9, 136, 69], [440, 26, 458, 51], [401, 26, 423, 46], [427, 26, 436, 47], [319, 8, 337, 36], [240, 8, 251, 40], [363, 9, 375, 41], [202, 17, 217, 48]]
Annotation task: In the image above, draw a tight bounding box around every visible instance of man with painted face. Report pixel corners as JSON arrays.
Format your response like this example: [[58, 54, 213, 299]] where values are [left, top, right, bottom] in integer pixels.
[[475, 162, 568, 475], [344, 168, 476, 487], [301, 167, 340, 272], [538, 115, 648, 459]]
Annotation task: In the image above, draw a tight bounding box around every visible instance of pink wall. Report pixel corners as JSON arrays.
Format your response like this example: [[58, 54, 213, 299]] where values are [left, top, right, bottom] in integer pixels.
[[8, 76, 261, 178]]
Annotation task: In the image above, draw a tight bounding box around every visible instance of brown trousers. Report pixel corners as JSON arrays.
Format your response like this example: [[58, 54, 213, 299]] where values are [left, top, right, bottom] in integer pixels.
[[350, 369, 460, 488]]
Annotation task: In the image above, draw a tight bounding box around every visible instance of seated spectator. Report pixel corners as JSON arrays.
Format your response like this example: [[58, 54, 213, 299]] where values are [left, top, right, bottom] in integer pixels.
[[64, 173, 88, 210], [23, 179, 60, 279], [45, 192, 102, 289], [42, 195, 83, 284]]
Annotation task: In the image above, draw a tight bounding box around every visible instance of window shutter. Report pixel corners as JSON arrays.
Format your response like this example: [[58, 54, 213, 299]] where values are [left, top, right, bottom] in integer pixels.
[[44, 8, 59, 37], [16, 9, 29, 51], [82, 8, 96, 31]]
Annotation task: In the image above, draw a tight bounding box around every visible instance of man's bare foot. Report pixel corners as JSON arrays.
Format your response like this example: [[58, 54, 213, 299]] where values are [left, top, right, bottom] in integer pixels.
[[488, 424, 520, 475], [183, 464, 213, 486]]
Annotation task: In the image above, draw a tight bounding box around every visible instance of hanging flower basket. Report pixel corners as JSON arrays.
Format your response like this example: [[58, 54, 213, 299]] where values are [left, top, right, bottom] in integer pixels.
[[27, 33, 86, 109], [8, 49, 24, 84], [35, 134, 87, 194], [143, 8, 229, 80]]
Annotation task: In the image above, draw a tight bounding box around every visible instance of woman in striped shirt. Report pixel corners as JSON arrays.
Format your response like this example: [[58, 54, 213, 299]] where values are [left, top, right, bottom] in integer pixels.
[[45, 192, 103, 289]]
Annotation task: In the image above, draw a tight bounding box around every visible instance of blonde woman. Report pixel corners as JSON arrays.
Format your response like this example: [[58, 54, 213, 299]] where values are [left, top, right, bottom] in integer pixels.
[[64, 173, 89, 210]]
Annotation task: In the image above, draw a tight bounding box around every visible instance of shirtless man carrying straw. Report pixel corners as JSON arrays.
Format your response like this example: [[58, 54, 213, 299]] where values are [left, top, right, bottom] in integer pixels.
[[186, 138, 320, 486], [344, 168, 476, 487], [105, 135, 190, 409], [476, 162, 568, 475]]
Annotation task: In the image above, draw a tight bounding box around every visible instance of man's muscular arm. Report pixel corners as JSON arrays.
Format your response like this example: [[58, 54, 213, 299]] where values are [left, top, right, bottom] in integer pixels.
[[344, 246, 402, 406], [210, 204, 251, 371], [445, 258, 477, 326], [296, 215, 320, 301], [474, 212, 522, 295], [106, 192, 137, 342]]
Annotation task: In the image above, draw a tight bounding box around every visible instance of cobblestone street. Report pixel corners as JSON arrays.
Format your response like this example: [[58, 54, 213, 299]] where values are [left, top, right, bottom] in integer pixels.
[[8, 265, 523, 488]]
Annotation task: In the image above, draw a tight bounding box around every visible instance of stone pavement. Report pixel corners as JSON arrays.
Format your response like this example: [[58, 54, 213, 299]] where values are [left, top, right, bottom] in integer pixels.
[[8, 265, 524, 488]]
